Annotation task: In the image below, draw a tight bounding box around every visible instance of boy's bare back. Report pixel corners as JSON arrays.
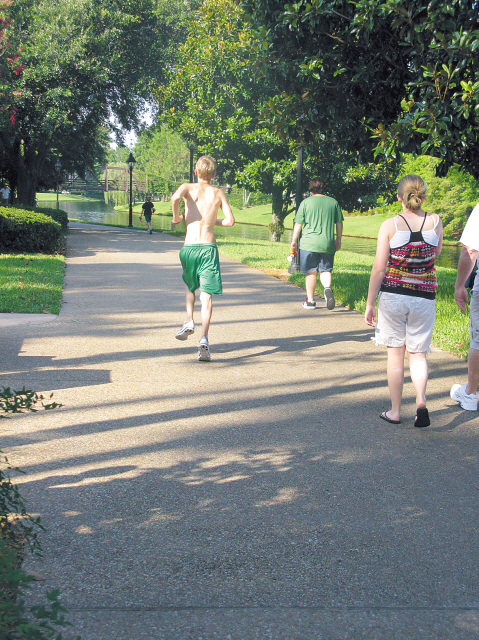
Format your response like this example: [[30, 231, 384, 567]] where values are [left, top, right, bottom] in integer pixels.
[[171, 179, 234, 244]]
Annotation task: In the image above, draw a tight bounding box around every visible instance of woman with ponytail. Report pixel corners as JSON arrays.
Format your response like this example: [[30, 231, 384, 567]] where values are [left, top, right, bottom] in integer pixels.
[[365, 175, 443, 428]]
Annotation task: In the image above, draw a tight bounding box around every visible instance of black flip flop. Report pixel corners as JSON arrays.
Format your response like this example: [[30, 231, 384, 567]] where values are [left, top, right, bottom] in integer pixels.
[[414, 407, 430, 428], [379, 411, 401, 424]]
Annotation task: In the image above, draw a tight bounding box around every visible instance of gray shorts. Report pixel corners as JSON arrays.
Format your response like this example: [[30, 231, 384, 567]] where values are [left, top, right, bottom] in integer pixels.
[[375, 292, 436, 353], [300, 250, 334, 274], [470, 293, 479, 350]]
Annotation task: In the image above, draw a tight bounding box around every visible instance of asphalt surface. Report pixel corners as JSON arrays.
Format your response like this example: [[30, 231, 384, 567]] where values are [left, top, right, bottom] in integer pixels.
[[2, 223, 479, 640]]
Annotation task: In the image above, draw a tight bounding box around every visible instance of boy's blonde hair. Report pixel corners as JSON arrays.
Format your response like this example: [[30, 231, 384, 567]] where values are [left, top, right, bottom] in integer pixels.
[[195, 155, 217, 179], [397, 174, 427, 212]]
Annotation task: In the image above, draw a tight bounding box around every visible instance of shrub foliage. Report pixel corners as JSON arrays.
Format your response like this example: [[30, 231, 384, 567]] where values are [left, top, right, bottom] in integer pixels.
[[0, 208, 63, 254]]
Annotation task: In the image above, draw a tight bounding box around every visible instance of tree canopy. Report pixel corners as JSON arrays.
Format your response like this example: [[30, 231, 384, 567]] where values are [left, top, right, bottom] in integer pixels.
[[159, 0, 399, 227], [241, 0, 479, 177], [1, 0, 200, 205], [158, 0, 298, 226], [134, 125, 190, 184]]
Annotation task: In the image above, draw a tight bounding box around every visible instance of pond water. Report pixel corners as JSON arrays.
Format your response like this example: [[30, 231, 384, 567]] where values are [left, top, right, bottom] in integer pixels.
[[50, 199, 461, 270]]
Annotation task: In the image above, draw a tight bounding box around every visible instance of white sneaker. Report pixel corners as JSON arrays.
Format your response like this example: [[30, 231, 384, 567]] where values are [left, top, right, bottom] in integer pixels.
[[450, 384, 478, 411], [198, 337, 211, 362], [176, 320, 194, 341]]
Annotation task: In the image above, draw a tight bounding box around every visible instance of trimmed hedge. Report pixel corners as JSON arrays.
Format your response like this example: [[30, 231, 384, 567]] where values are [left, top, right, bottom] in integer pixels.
[[10, 204, 69, 232], [0, 207, 63, 254]]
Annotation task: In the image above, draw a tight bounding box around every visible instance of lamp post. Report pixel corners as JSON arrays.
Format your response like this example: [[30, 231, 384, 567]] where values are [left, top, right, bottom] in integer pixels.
[[187, 141, 197, 183], [55, 160, 61, 210], [288, 144, 303, 274], [127, 152, 136, 228]]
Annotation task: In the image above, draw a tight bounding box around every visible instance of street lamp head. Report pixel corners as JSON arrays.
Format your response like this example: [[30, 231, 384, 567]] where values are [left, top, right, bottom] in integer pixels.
[[127, 152, 136, 170], [55, 160, 61, 171], [187, 140, 198, 152]]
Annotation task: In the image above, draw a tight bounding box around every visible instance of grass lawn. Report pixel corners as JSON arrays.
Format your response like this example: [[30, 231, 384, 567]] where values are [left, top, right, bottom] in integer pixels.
[[0, 254, 65, 314], [342, 213, 391, 238], [36, 192, 103, 203]]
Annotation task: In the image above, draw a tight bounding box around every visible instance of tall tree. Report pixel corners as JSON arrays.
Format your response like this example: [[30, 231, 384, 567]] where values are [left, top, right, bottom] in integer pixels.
[[241, 0, 479, 177], [134, 125, 189, 184], [159, 0, 399, 231], [1, 0, 201, 205], [158, 0, 299, 230]]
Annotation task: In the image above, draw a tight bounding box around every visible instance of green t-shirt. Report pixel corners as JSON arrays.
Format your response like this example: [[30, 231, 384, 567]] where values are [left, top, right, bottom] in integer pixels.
[[294, 195, 343, 254]]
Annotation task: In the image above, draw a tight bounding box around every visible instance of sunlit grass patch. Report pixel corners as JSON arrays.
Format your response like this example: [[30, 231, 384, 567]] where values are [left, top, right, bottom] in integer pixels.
[[0, 254, 65, 314], [217, 236, 289, 270], [36, 192, 103, 203]]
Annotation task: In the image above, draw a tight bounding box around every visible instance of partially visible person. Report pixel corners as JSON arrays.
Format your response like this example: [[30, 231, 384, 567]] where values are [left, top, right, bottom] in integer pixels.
[[140, 195, 155, 234], [450, 202, 479, 411], [290, 178, 343, 310], [171, 155, 235, 361], [365, 174, 443, 428], [0, 184, 9, 204]]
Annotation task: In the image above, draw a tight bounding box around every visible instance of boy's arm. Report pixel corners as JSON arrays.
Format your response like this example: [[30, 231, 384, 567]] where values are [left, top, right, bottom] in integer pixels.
[[215, 190, 235, 227], [170, 185, 188, 224]]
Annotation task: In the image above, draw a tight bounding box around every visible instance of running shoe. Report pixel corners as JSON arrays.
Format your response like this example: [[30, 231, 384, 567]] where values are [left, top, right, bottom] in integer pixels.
[[198, 337, 211, 362], [302, 299, 316, 310], [149, 229, 152, 235], [324, 287, 335, 310], [175, 320, 194, 341], [450, 384, 478, 411]]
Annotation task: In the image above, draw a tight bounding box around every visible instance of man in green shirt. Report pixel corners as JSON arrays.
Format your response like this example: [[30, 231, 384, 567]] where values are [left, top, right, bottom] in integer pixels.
[[290, 177, 343, 310]]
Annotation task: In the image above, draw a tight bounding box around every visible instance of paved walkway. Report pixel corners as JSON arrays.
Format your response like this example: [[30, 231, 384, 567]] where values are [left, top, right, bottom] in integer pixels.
[[2, 224, 479, 639]]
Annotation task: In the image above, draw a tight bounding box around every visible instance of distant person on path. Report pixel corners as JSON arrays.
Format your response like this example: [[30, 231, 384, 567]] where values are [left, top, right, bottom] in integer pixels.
[[171, 155, 235, 361], [365, 175, 443, 428], [450, 202, 479, 411], [140, 195, 155, 234], [290, 177, 343, 310]]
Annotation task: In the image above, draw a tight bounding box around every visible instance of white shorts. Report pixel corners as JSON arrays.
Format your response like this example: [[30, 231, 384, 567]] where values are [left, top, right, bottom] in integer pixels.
[[375, 292, 436, 353]]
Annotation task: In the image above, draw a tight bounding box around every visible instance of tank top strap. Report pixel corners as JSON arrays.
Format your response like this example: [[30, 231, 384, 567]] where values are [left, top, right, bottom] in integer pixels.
[[419, 214, 427, 232], [398, 214, 412, 232]]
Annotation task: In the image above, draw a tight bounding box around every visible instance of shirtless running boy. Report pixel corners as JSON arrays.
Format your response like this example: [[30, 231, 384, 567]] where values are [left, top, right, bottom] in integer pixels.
[[171, 155, 235, 361]]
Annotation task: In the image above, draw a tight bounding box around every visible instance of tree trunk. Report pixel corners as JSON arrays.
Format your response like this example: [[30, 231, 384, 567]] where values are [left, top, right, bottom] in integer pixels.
[[269, 185, 285, 241], [14, 141, 45, 207]]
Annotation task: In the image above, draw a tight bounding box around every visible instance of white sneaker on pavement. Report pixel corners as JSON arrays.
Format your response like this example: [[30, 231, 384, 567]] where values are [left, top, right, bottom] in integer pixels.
[[176, 320, 194, 341], [198, 337, 211, 362], [450, 383, 478, 411]]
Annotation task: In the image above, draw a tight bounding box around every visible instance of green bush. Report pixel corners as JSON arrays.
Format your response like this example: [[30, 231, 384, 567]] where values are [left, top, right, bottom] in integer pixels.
[[33, 208, 68, 233], [104, 190, 130, 207], [0, 208, 62, 254], [6, 205, 68, 233]]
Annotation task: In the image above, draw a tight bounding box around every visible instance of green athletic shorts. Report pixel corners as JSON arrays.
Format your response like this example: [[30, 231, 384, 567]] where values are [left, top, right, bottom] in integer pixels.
[[179, 243, 223, 295]]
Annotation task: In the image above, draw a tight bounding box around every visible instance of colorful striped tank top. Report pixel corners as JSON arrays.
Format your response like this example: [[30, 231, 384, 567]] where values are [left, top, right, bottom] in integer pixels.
[[380, 214, 440, 300]]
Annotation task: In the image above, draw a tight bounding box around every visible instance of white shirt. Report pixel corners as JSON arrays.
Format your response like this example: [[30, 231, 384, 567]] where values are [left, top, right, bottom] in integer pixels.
[[460, 201, 479, 291]]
